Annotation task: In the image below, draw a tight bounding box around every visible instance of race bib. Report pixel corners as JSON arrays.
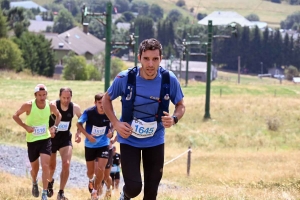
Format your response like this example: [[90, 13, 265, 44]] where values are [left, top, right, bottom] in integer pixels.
[[131, 119, 157, 138], [91, 125, 106, 137], [111, 164, 120, 173], [57, 121, 70, 131], [33, 125, 47, 136]]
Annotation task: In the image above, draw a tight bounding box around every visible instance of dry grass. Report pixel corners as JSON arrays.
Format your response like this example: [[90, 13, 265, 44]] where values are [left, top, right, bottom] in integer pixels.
[[2, 70, 300, 199]]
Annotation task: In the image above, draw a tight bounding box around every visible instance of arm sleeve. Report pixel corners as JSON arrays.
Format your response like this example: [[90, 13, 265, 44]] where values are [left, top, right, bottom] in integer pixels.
[[107, 71, 128, 100], [78, 110, 88, 124]]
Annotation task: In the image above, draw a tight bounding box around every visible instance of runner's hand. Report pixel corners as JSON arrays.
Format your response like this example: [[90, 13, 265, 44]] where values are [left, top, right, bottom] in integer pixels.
[[75, 133, 81, 143], [87, 135, 96, 143], [106, 129, 113, 139], [114, 121, 132, 139], [49, 126, 56, 138], [24, 125, 34, 133], [161, 111, 173, 128]]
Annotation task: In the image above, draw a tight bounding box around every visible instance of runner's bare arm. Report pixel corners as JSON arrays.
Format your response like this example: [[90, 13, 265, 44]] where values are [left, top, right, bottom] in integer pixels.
[[73, 103, 82, 119], [162, 99, 185, 128], [50, 103, 62, 127], [76, 122, 96, 143], [173, 99, 185, 121], [73, 103, 82, 142], [12, 102, 34, 133], [103, 93, 132, 138]]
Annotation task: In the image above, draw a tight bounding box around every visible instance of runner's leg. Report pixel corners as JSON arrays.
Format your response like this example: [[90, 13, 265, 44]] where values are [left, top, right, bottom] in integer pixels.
[[59, 145, 72, 190]]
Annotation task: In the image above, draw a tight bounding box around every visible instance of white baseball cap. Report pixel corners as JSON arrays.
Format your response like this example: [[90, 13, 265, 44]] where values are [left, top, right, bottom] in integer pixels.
[[34, 84, 47, 93]]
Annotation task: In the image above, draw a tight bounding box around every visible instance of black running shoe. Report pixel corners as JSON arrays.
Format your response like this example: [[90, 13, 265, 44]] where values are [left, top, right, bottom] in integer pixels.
[[32, 182, 39, 197], [47, 179, 54, 197]]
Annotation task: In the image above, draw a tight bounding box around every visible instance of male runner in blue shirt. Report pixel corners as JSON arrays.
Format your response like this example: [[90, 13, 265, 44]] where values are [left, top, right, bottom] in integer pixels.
[[77, 93, 112, 200], [103, 38, 185, 200]]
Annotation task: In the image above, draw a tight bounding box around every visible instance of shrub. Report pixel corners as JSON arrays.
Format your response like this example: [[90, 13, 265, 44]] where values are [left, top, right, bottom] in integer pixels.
[[266, 117, 280, 131]]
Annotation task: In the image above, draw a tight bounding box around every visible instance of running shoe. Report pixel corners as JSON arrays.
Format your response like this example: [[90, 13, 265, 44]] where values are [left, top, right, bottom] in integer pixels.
[[104, 189, 111, 199], [47, 179, 54, 197], [41, 192, 48, 200], [32, 182, 39, 197], [91, 191, 99, 200], [119, 191, 131, 200], [57, 192, 69, 200], [88, 179, 94, 193]]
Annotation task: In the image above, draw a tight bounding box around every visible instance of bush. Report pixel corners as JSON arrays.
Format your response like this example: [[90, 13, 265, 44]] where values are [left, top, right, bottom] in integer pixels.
[[266, 116, 280, 131], [271, 0, 281, 3], [63, 53, 87, 80], [110, 57, 126, 79], [86, 64, 101, 80], [176, 0, 185, 7], [284, 65, 299, 81], [245, 13, 260, 21], [197, 13, 207, 20]]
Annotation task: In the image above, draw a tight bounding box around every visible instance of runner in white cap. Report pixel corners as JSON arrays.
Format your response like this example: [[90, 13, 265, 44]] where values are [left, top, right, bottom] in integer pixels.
[[13, 84, 62, 200]]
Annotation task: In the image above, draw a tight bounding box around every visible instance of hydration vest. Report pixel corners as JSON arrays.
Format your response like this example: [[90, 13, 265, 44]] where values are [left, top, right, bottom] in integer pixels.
[[121, 66, 170, 123]]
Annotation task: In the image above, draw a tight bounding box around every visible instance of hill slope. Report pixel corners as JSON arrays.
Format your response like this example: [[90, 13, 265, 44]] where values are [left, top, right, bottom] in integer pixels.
[[34, 0, 299, 27]]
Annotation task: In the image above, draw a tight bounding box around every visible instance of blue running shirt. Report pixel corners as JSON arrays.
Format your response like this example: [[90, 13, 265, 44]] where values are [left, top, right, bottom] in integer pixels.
[[78, 106, 110, 148], [107, 67, 184, 148]]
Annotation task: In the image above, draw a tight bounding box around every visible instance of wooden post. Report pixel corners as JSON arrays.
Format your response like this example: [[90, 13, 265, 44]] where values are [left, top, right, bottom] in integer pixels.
[[238, 56, 241, 84], [187, 146, 191, 176]]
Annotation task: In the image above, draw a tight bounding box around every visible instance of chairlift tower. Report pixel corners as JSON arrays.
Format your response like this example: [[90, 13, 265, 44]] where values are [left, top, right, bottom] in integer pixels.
[[182, 34, 205, 87], [204, 20, 238, 119], [81, 2, 112, 91], [82, 4, 139, 91]]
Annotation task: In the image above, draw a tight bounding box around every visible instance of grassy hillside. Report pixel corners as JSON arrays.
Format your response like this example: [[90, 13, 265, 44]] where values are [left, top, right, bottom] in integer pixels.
[[1, 69, 300, 199], [35, 0, 300, 28]]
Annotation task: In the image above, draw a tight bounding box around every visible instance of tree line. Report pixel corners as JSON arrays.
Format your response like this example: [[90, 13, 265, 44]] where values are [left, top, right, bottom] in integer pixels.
[[1, 0, 300, 79], [213, 26, 300, 75]]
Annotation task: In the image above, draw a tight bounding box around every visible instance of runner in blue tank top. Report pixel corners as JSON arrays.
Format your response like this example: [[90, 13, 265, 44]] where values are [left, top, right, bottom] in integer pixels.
[[77, 93, 113, 200], [103, 38, 186, 200]]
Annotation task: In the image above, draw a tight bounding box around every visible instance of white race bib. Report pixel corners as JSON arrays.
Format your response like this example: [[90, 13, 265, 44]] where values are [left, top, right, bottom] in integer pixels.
[[111, 165, 120, 173], [57, 121, 70, 131], [131, 119, 157, 138], [91, 125, 106, 137], [33, 125, 47, 136]]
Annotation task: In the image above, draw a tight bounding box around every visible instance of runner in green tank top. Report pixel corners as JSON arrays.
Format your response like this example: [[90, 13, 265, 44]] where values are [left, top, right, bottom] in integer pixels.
[[13, 84, 61, 200]]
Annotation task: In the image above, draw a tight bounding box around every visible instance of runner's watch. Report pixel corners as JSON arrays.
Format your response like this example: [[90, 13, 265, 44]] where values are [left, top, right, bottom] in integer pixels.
[[172, 116, 178, 125], [53, 125, 58, 133]]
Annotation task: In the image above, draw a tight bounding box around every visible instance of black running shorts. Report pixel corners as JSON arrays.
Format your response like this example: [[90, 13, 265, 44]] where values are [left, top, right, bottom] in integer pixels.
[[51, 132, 72, 153], [110, 172, 120, 180], [27, 138, 52, 162], [85, 145, 109, 161]]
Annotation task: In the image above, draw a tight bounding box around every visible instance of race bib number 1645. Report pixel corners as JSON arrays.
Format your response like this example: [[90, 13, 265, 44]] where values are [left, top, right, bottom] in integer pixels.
[[131, 119, 157, 138]]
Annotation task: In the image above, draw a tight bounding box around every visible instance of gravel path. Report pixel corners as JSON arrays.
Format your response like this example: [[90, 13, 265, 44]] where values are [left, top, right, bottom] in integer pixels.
[[0, 144, 90, 188], [0, 144, 175, 193]]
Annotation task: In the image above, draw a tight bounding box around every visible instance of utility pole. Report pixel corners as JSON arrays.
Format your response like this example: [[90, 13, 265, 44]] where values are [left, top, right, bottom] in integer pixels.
[[238, 56, 241, 84], [134, 26, 139, 66], [104, 2, 112, 92], [204, 20, 213, 119], [185, 37, 190, 87]]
